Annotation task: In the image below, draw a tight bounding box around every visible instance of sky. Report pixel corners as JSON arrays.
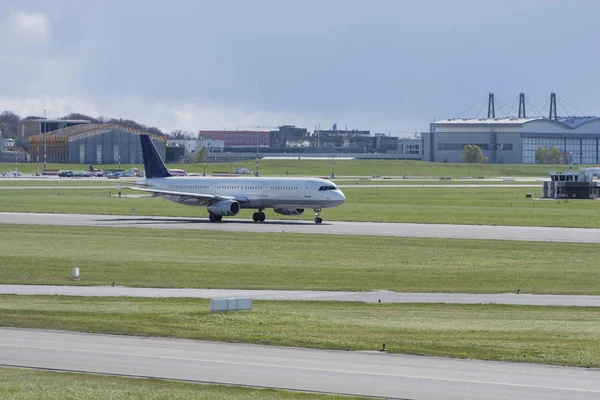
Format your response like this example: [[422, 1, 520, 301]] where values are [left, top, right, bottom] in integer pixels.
[[0, 0, 599, 136]]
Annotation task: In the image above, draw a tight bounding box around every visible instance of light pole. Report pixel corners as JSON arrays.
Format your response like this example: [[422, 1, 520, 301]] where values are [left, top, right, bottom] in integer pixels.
[[43, 109, 47, 171], [255, 128, 259, 177], [331, 154, 335, 179]]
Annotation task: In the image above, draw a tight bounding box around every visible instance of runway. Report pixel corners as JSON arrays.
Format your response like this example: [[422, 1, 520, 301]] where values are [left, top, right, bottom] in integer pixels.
[[3, 285, 600, 307], [1, 328, 598, 400], [0, 185, 118, 190], [1, 212, 599, 243]]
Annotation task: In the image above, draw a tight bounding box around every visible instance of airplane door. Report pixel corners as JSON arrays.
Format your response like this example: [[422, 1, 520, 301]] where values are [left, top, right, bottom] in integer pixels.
[[304, 181, 311, 198]]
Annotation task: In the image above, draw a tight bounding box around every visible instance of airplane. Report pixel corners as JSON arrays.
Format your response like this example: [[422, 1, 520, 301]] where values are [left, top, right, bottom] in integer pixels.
[[168, 168, 186, 176], [88, 165, 104, 177], [130, 135, 345, 223]]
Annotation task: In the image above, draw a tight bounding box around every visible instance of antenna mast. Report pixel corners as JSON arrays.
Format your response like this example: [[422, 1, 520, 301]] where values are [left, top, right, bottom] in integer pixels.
[[549, 92, 558, 120], [518, 93, 526, 118], [487, 93, 495, 118]]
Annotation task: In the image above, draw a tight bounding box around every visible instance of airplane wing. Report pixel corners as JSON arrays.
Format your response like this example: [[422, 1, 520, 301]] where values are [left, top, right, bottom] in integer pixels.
[[128, 186, 245, 204]]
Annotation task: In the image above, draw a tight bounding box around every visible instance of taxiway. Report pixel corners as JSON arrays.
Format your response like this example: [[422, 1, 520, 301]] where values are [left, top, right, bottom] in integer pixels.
[[1, 328, 598, 400], [2, 285, 600, 307], [1, 212, 599, 243]]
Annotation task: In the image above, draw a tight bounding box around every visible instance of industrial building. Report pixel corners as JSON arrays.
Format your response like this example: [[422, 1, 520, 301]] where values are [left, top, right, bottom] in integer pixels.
[[199, 130, 270, 147], [28, 124, 166, 164], [311, 128, 400, 153], [269, 125, 308, 147], [422, 93, 600, 164]]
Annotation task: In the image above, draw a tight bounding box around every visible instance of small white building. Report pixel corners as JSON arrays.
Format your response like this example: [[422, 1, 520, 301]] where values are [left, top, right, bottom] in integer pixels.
[[168, 138, 224, 156], [168, 139, 199, 156], [199, 139, 224, 153], [397, 137, 421, 157]]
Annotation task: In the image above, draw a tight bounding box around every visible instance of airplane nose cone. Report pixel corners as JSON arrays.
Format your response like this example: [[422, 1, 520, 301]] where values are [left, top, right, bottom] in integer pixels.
[[336, 190, 346, 205]]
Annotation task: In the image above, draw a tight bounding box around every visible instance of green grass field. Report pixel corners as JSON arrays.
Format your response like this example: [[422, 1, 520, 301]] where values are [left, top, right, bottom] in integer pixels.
[[2, 225, 600, 294], [0, 178, 539, 186], [1, 159, 571, 178], [2, 296, 600, 368], [1, 186, 599, 227], [0, 368, 355, 400]]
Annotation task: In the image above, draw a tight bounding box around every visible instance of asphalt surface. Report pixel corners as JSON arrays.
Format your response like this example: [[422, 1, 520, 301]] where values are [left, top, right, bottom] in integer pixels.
[[0, 185, 118, 189], [3, 285, 600, 307], [1, 212, 599, 243], [1, 328, 598, 400]]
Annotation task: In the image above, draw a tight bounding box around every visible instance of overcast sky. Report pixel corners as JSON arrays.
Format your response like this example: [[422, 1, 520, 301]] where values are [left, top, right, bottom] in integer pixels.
[[1, 0, 598, 135]]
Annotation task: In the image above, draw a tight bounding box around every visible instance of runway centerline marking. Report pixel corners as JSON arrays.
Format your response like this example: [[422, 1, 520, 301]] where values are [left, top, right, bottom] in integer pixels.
[[2, 343, 598, 394]]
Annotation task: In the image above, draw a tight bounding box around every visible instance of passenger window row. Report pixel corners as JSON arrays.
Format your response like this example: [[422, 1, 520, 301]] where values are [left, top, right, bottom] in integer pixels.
[[169, 185, 210, 189]]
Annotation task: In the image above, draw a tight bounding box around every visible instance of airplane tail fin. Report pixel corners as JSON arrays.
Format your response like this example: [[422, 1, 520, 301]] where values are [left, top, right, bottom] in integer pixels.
[[88, 165, 94, 172], [140, 134, 172, 179]]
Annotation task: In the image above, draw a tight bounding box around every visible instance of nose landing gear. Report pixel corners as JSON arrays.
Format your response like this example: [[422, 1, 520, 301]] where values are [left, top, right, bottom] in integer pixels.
[[314, 208, 323, 224]]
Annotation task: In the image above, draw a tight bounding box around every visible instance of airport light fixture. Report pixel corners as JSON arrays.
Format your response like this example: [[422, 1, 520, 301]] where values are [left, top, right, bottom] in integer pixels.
[[43, 109, 47, 171]]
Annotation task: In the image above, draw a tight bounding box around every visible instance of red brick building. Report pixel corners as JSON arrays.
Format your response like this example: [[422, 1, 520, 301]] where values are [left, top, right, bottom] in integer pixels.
[[198, 130, 270, 147]]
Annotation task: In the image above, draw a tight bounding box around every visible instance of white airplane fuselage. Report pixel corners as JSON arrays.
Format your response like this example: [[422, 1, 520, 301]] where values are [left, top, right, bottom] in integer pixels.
[[136, 176, 346, 210]]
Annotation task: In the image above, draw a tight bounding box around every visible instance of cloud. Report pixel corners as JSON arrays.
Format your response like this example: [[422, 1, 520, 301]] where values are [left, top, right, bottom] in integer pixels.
[[0, 93, 422, 136], [0, 1, 598, 135], [0, 95, 99, 121], [6, 11, 49, 45]]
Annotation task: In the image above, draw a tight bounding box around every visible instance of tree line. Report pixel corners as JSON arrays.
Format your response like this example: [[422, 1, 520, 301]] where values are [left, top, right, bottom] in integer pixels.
[[0, 110, 194, 140], [461, 144, 564, 164]]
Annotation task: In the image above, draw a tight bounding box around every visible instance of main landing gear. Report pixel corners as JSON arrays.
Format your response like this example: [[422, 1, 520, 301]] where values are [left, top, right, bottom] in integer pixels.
[[314, 208, 323, 224], [252, 209, 266, 223], [208, 213, 222, 222]]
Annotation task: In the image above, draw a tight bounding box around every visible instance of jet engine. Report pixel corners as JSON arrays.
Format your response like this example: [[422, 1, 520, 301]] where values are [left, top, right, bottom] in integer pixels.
[[207, 200, 241, 216], [273, 208, 305, 216]]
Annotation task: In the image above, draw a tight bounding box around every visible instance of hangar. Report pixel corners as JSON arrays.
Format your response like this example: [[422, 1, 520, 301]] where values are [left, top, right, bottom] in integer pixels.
[[422, 116, 600, 164], [422, 93, 600, 164], [28, 124, 166, 164]]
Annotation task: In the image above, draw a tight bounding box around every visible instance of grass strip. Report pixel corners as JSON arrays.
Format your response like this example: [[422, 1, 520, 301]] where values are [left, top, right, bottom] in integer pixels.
[[0, 179, 537, 186], [2, 224, 600, 294], [0, 367, 356, 399], [1, 296, 599, 368], [1, 186, 599, 227]]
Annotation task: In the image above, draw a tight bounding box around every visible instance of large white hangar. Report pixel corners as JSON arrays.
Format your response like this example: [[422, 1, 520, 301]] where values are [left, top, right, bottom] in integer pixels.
[[422, 94, 600, 164]]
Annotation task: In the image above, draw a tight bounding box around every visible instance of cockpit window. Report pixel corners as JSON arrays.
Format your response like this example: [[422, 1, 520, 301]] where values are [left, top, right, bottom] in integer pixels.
[[318, 185, 337, 191]]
